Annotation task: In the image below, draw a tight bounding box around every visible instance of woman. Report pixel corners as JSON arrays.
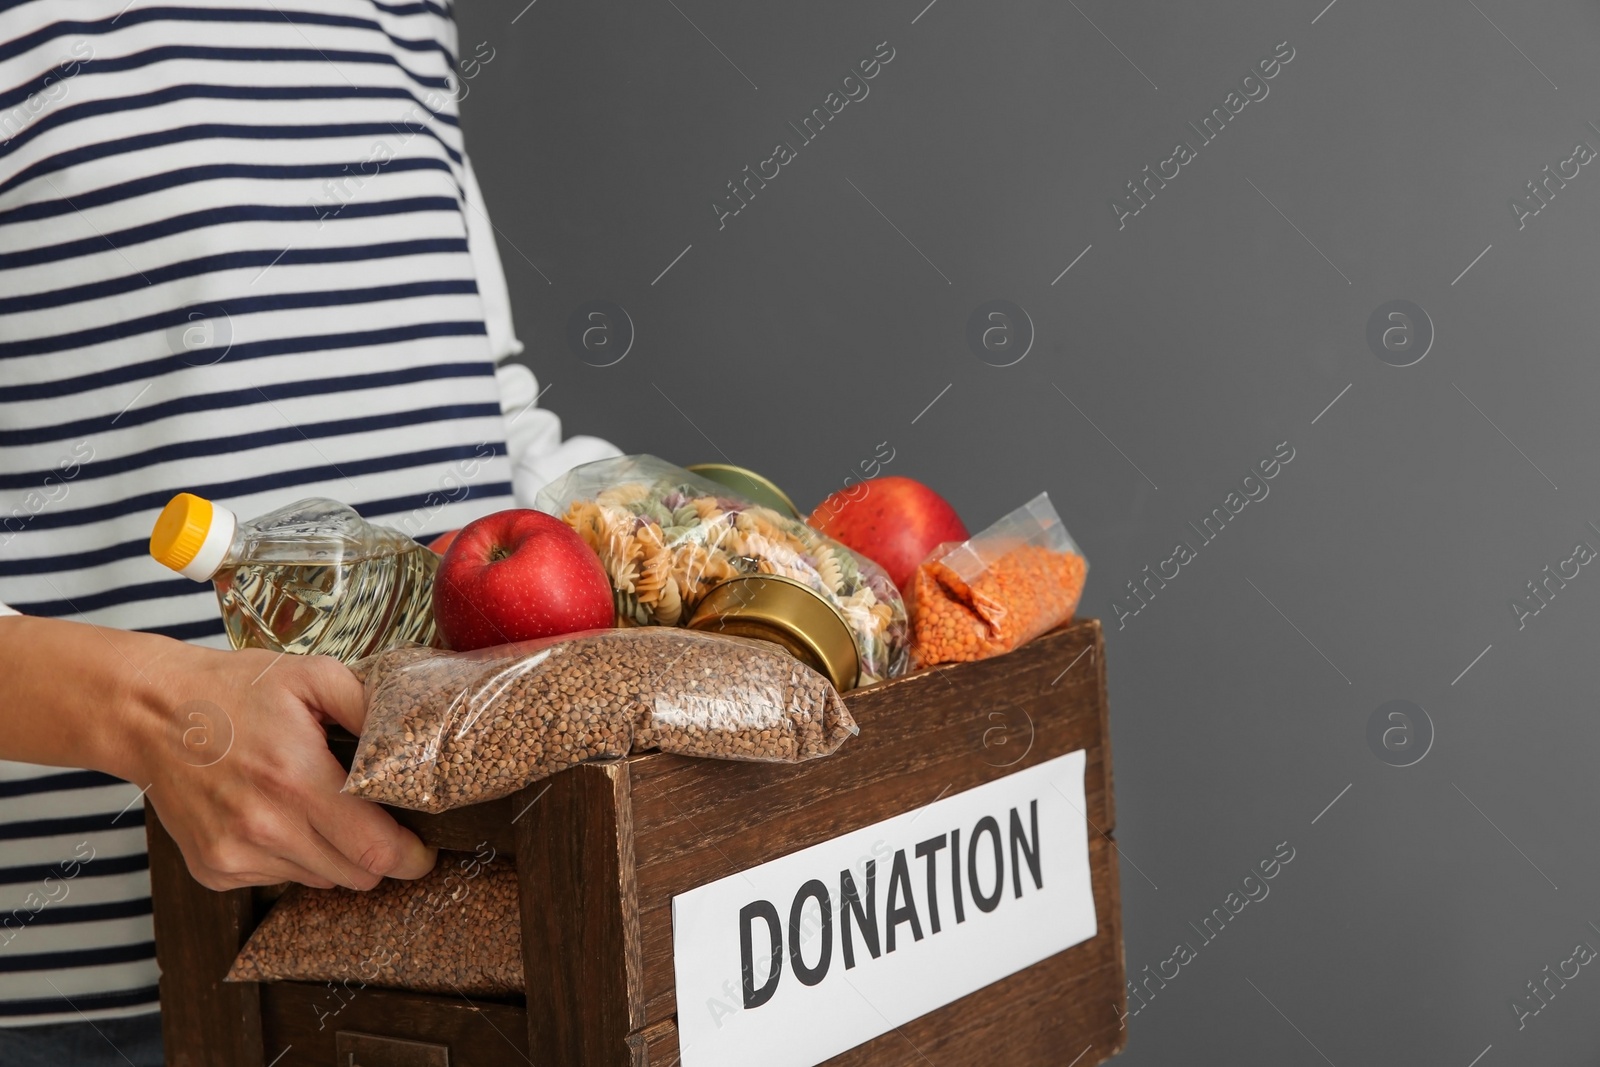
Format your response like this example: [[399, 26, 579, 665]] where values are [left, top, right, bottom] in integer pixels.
[[0, 3, 545, 1061]]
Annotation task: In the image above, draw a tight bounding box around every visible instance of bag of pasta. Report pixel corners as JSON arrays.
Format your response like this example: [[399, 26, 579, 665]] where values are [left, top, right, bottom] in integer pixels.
[[909, 492, 1088, 666], [534, 455, 910, 685]]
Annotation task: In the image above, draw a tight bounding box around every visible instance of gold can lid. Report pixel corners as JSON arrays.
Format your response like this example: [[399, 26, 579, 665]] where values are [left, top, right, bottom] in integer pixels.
[[685, 463, 801, 519], [686, 574, 859, 691]]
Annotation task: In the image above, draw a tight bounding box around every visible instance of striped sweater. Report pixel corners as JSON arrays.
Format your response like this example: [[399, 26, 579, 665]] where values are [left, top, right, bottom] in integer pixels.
[[0, 0, 517, 1023]]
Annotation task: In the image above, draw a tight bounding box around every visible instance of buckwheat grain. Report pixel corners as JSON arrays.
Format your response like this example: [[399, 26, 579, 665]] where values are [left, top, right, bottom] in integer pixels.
[[344, 628, 855, 814]]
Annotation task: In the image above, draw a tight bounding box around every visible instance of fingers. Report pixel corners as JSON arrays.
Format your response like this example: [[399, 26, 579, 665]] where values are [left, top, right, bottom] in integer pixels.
[[293, 655, 369, 735], [159, 652, 432, 893], [190, 858, 335, 893], [309, 790, 438, 885], [169, 802, 341, 892], [187, 776, 417, 892], [304, 748, 436, 884], [276, 821, 374, 891], [246, 775, 403, 890]]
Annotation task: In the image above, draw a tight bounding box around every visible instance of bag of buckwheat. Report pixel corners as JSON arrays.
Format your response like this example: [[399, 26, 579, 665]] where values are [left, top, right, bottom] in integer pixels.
[[342, 627, 856, 814], [227, 848, 520, 996]]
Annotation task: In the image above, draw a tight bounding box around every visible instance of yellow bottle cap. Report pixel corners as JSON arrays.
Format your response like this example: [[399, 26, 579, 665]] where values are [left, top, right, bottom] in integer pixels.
[[150, 493, 236, 581]]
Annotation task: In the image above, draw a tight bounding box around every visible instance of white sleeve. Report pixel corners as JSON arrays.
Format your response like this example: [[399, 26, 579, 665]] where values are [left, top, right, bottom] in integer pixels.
[[0, 602, 19, 617], [491, 364, 622, 507], [461, 155, 524, 361]]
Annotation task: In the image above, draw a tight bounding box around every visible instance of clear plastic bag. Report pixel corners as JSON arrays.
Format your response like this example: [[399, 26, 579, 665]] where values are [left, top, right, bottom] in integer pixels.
[[227, 848, 520, 996], [343, 627, 856, 813], [909, 492, 1088, 666], [535, 455, 910, 685]]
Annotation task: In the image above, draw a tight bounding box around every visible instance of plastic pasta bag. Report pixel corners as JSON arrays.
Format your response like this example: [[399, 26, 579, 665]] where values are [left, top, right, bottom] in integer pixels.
[[227, 849, 520, 996], [535, 455, 910, 685], [909, 492, 1088, 666], [343, 628, 856, 814]]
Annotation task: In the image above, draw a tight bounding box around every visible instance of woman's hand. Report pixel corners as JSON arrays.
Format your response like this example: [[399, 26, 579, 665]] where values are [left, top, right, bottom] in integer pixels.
[[131, 643, 437, 891], [0, 615, 434, 893]]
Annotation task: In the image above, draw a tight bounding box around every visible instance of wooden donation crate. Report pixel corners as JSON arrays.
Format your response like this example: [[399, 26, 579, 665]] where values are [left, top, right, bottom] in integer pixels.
[[149, 620, 1126, 1066]]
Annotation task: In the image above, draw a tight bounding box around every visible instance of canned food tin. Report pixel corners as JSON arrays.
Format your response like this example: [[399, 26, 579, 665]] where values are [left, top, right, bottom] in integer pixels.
[[684, 463, 802, 519], [686, 573, 860, 691]]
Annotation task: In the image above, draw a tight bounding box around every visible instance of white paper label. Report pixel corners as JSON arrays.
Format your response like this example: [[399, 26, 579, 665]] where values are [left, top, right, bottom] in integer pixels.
[[671, 749, 1097, 1067]]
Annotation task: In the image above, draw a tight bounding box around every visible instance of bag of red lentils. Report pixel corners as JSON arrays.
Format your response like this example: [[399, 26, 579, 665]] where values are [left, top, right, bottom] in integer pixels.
[[908, 493, 1088, 666]]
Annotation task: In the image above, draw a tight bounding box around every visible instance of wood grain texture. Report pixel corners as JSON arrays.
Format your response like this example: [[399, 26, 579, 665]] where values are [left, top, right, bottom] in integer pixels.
[[156, 621, 1123, 1067], [388, 794, 518, 856], [512, 761, 644, 1066], [622, 621, 1127, 1066], [627, 620, 1113, 1027], [146, 809, 264, 1067], [641, 1016, 682, 1066], [258, 983, 531, 1064]]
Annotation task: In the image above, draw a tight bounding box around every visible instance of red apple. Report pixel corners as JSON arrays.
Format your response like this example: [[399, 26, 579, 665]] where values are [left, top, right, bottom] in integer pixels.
[[808, 476, 968, 590], [432, 509, 614, 651], [428, 529, 459, 555]]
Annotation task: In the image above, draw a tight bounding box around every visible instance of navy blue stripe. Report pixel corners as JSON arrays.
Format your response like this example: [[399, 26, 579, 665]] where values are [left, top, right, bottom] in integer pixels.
[[8, 578, 196, 619], [0, 45, 450, 114], [2, 898, 153, 930], [0, 539, 149, 580], [0, 8, 449, 66], [0, 481, 510, 579], [19, 442, 507, 532], [0, 83, 460, 161], [139, 618, 224, 642], [0, 984, 159, 1016], [0, 278, 476, 359], [0, 199, 460, 272], [0, 237, 469, 317], [1, 120, 460, 199], [1, 360, 490, 449], [0, 941, 154, 974], [0, 771, 124, 799], [0, 402, 500, 488], [0, 319, 487, 410], [0, 851, 148, 888], [0, 809, 144, 842], [0, 158, 452, 227], [355, 479, 514, 525], [370, 1, 450, 16]]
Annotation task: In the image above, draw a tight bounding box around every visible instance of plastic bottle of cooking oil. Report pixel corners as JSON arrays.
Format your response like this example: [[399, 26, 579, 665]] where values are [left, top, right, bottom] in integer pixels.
[[149, 493, 437, 663]]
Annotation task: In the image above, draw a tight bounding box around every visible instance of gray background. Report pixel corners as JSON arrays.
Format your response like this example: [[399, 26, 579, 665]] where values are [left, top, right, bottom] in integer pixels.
[[458, 1, 1600, 1063]]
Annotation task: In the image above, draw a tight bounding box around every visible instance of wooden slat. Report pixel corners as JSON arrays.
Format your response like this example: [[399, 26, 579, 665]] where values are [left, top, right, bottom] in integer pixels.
[[258, 983, 530, 1064], [146, 810, 264, 1067], [386, 795, 518, 856], [513, 762, 644, 1066], [626, 620, 1111, 1025], [641, 1016, 682, 1066], [1090, 618, 1118, 835]]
